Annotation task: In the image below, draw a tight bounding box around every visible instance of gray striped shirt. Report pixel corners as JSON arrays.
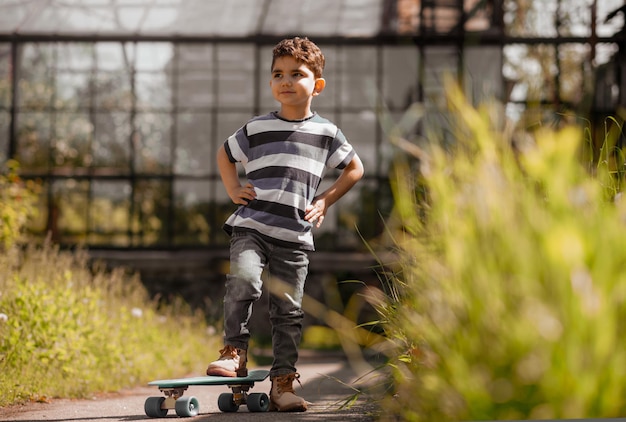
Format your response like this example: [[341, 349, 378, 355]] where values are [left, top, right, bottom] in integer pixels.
[[223, 112, 356, 250]]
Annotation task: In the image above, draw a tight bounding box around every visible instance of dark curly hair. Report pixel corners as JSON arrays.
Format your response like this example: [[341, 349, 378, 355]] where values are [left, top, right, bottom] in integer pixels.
[[271, 37, 325, 79]]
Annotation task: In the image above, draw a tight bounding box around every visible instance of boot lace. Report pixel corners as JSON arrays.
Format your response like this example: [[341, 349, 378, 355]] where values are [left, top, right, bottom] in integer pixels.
[[218, 345, 238, 359], [275, 372, 302, 394]]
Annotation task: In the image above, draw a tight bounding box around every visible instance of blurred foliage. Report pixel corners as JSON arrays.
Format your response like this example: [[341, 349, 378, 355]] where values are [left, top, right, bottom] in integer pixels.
[[375, 78, 626, 421], [0, 160, 40, 249]]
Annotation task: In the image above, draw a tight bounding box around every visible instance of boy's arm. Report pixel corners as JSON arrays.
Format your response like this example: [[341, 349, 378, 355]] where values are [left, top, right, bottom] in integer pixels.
[[217, 144, 256, 205], [305, 154, 364, 228]]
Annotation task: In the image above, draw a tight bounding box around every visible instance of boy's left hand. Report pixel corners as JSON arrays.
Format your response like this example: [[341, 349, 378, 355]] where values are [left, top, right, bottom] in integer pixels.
[[305, 199, 327, 228]]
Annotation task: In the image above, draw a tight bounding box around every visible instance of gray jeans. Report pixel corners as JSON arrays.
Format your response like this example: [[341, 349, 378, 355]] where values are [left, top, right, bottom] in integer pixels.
[[223, 231, 308, 377]]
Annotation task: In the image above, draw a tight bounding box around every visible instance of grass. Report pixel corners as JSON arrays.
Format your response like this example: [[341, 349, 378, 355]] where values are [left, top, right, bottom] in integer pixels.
[[0, 241, 220, 407], [371, 79, 626, 420]]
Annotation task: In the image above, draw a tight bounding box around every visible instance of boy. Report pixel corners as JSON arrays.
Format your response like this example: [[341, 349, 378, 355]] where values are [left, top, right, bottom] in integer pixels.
[[206, 37, 364, 412]]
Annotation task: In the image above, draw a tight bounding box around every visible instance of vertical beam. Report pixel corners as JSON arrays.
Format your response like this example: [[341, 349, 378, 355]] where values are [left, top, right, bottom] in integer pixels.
[[8, 38, 17, 160], [168, 42, 179, 247], [209, 41, 219, 245]]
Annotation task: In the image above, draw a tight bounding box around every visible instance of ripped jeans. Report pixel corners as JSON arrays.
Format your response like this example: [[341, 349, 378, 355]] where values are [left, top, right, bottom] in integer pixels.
[[223, 231, 308, 377]]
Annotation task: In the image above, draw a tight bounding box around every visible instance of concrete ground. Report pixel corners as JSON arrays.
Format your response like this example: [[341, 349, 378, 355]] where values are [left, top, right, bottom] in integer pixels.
[[0, 353, 381, 422]]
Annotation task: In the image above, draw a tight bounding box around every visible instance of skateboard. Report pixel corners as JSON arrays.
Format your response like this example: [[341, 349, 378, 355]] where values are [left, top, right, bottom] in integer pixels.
[[144, 369, 270, 417]]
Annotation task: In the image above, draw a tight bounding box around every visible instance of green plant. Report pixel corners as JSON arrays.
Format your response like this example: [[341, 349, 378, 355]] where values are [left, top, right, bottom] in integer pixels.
[[0, 160, 40, 249], [377, 79, 626, 420], [0, 241, 219, 406]]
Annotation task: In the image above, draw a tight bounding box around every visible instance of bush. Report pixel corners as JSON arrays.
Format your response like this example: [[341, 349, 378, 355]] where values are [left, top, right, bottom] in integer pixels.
[[0, 160, 39, 249], [0, 242, 219, 406], [377, 81, 626, 420]]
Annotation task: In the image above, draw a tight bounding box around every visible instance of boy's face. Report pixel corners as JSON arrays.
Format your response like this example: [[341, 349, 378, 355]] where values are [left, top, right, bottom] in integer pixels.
[[270, 56, 325, 112]]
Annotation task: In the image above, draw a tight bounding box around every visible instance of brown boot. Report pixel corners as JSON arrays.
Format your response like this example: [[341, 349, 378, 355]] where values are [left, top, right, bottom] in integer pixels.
[[269, 373, 307, 412], [206, 345, 248, 377]]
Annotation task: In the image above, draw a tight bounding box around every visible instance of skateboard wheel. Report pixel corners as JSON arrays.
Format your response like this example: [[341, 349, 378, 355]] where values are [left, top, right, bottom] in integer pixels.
[[175, 396, 200, 417], [247, 392, 270, 412], [144, 396, 168, 418], [217, 392, 240, 412]]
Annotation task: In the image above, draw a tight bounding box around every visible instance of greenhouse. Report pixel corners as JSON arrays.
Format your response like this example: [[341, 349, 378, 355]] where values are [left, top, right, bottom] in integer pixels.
[[0, 0, 624, 256]]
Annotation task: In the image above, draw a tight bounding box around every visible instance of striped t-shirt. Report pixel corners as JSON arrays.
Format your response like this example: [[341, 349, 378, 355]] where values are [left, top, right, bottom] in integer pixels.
[[222, 112, 357, 251]]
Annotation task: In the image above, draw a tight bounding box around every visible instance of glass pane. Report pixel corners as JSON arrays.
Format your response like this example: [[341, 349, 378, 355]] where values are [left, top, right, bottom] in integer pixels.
[[139, 4, 180, 33], [595, 43, 619, 67], [177, 44, 215, 109], [558, 0, 592, 37], [15, 112, 51, 173], [0, 43, 11, 107], [504, 44, 557, 103], [558, 43, 590, 104], [382, 46, 419, 110], [56, 72, 91, 110], [505, 102, 526, 125], [57, 43, 93, 71], [598, 0, 626, 37], [423, 47, 458, 109], [465, 0, 493, 32], [135, 43, 173, 110], [593, 43, 620, 112], [341, 112, 378, 177], [338, 0, 383, 37], [174, 179, 210, 246], [95, 43, 133, 110], [175, 112, 212, 176], [17, 43, 54, 110], [52, 112, 93, 170], [131, 179, 171, 247], [28, 179, 49, 236], [504, 0, 558, 37], [95, 70, 133, 111], [96, 42, 132, 72], [352, 178, 392, 244], [0, 1, 38, 34], [134, 112, 172, 174], [169, 0, 263, 36], [337, 47, 377, 108], [93, 112, 131, 173], [0, 112, 8, 163], [89, 180, 131, 246], [422, 2, 462, 34], [337, 178, 380, 249], [51, 178, 89, 243], [134, 42, 173, 72], [217, 44, 254, 109], [135, 71, 172, 110], [464, 46, 503, 104]]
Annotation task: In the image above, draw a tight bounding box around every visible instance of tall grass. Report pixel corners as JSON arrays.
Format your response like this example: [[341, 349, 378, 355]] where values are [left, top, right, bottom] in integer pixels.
[[0, 163, 219, 407], [376, 79, 626, 420]]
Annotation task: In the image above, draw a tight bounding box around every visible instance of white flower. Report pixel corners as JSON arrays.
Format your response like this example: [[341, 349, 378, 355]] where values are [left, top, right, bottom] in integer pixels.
[[131, 307, 143, 318], [0, 313, 8, 322]]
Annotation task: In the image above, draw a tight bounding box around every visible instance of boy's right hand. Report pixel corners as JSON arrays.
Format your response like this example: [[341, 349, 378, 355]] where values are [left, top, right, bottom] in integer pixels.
[[230, 182, 257, 205]]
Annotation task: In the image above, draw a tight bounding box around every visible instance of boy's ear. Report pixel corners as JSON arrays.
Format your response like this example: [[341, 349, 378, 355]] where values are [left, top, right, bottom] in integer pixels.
[[313, 78, 326, 96]]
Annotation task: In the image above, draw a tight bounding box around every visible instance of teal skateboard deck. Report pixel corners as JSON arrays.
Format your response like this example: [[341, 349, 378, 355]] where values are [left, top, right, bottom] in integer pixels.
[[144, 369, 270, 417]]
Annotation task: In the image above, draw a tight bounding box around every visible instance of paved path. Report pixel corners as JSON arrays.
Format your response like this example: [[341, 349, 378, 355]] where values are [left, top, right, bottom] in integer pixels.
[[0, 356, 379, 422]]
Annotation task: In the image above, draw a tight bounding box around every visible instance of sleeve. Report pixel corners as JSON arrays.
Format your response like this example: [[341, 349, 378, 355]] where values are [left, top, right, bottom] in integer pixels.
[[224, 124, 250, 164], [326, 128, 356, 169]]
